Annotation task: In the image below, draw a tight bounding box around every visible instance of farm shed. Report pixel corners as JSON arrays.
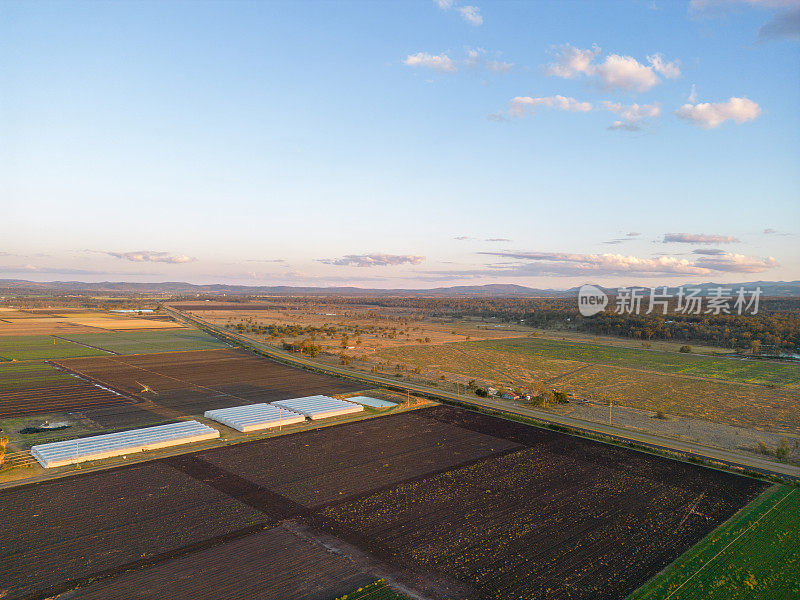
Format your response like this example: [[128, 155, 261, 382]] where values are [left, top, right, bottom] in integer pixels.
[[31, 420, 219, 468], [271, 395, 363, 420], [204, 403, 306, 432]]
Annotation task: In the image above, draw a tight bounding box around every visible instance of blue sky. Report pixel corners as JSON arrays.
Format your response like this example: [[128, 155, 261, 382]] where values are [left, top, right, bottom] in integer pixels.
[[2, 0, 798, 288]]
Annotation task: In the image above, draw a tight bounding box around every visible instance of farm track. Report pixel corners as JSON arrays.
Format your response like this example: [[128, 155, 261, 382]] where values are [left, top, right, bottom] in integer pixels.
[[0, 406, 768, 600]]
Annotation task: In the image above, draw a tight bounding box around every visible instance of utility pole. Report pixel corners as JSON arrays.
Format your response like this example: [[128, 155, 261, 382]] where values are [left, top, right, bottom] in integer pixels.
[[609, 402, 612, 426]]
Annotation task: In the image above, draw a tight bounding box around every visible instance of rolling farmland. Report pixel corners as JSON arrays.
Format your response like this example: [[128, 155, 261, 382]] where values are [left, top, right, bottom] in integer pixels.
[[378, 338, 800, 430], [0, 405, 767, 600]]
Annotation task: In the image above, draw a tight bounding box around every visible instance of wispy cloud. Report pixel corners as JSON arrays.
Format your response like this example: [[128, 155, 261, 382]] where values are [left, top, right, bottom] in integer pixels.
[[435, 0, 483, 26], [689, 1, 800, 42], [106, 250, 197, 264], [544, 44, 680, 92], [602, 101, 661, 131], [603, 232, 641, 244], [663, 233, 741, 244], [404, 52, 457, 72], [675, 97, 761, 128], [692, 248, 728, 255], [0, 265, 163, 276], [467, 249, 777, 276], [508, 95, 593, 117], [485, 238, 511, 242], [318, 253, 426, 267]]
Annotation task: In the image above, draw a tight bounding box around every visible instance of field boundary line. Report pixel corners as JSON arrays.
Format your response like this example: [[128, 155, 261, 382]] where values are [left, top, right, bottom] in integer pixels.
[[663, 487, 795, 599]]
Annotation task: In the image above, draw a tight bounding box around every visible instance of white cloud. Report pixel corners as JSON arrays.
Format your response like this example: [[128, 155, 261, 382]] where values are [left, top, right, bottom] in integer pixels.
[[595, 54, 661, 92], [543, 44, 600, 78], [106, 250, 196, 264], [458, 5, 483, 25], [509, 95, 592, 117], [663, 233, 741, 244], [675, 97, 761, 128], [319, 253, 426, 267], [603, 101, 661, 130], [544, 45, 680, 92], [688, 84, 698, 103], [404, 52, 457, 72]]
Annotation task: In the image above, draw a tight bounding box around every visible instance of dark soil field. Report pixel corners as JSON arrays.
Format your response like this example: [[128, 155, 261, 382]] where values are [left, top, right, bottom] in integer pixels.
[[0, 406, 767, 600], [0, 362, 133, 418], [51, 348, 364, 416]]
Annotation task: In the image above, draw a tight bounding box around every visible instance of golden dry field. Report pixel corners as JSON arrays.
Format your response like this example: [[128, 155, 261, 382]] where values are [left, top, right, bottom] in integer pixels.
[[0, 308, 184, 336]]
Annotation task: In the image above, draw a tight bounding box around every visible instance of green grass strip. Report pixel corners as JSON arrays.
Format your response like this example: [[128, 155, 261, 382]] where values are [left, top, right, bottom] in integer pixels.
[[628, 484, 799, 600]]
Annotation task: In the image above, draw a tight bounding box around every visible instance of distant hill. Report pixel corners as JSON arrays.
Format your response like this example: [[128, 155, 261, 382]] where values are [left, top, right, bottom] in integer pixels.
[[1, 279, 799, 297]]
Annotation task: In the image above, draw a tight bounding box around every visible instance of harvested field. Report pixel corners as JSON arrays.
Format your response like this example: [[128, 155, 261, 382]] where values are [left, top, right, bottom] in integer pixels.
[[66, 524, 375, 600], [0, 362, 133, 418], [1, 405, 767, 600], [310, 407, 767, 600], [0, 461, 267, 600], [197, 410, 520, 508], [52, 348, 364, 415]]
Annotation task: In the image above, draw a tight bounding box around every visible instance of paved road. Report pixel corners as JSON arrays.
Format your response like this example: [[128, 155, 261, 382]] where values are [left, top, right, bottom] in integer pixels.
[[165, 306, 800, 482]]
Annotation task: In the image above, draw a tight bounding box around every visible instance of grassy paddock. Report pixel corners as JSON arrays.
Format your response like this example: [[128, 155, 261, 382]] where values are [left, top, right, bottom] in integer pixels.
[[446, 337, 800, 387], [0, 336, 108, 361], [377, 339, 800, 430], [628, 484, 799, 600], [58, 329, 230, 354], [0, 362, 78, 391]]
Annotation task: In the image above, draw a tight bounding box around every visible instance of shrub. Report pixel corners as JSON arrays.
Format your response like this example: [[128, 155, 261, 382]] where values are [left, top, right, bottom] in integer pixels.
[[475, 388, 488, 397], [679, 345, 692, 353], [776, 438, 791, 460]]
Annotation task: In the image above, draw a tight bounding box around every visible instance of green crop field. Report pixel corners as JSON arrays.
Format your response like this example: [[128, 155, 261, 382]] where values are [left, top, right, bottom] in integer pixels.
[[629, 485, 799, 600], [55, 329, 230, 355], [0, 361, 78, 391], [0, 335, 109, 361]]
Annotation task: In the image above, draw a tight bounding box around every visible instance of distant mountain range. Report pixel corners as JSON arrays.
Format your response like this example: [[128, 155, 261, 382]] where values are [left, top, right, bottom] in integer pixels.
[[2, 279, 800, 297]]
